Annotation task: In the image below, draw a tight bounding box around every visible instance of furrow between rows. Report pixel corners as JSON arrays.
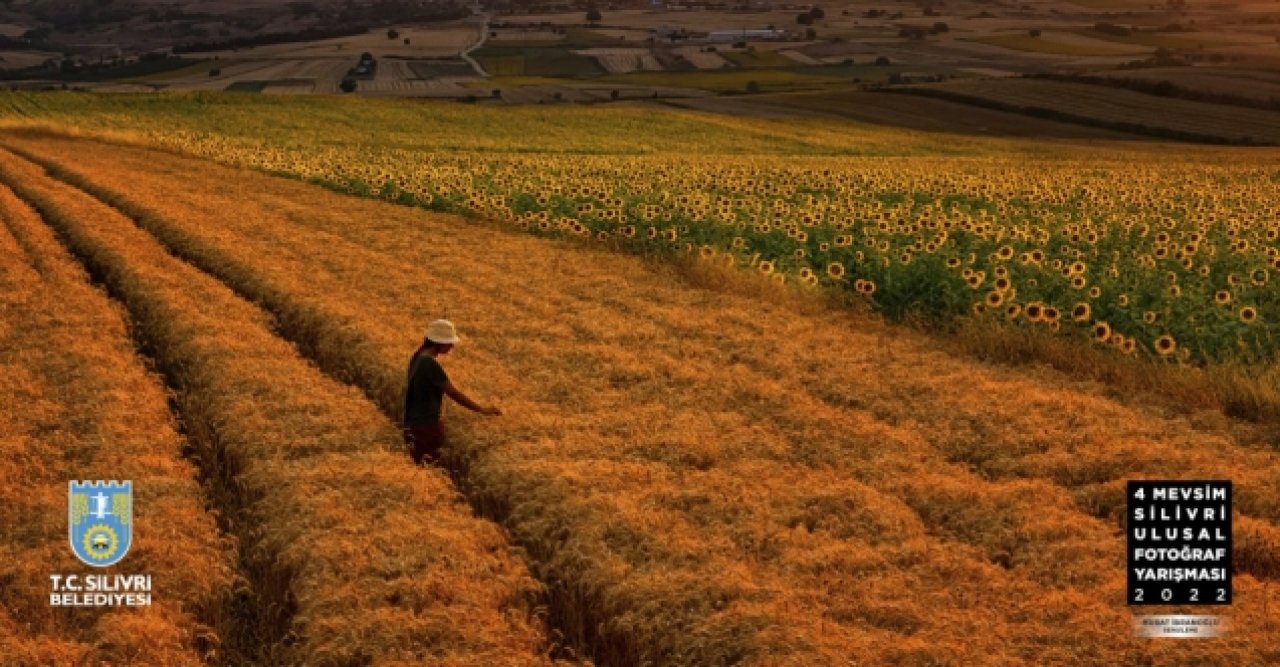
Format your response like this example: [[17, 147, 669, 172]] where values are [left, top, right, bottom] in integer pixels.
[[0, 147, 565, 667], [0, 184, 234, 665]]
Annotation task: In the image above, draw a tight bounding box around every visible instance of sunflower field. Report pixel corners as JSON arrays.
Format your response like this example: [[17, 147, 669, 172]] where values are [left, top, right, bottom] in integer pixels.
[[2, 92, 1277, 365], [142, 139, 1280, 365]]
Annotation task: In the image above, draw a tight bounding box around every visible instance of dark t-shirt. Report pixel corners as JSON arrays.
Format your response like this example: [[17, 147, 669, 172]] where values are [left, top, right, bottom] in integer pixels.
[[404, 351, 449, 426]]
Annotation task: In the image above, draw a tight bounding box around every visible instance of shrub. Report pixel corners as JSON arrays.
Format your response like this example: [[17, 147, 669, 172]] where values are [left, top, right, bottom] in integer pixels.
[[339, 78, 357, 92]]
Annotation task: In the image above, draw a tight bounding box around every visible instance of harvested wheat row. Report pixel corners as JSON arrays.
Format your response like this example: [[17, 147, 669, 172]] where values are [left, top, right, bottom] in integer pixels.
[[16, 135, 1280, 664], [0, 148, 565, 667], [0, 184, 234, 665]]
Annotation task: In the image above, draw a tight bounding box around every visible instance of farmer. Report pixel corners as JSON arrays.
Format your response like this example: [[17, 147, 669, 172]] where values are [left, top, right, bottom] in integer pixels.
[[403, 319, 502, 465]]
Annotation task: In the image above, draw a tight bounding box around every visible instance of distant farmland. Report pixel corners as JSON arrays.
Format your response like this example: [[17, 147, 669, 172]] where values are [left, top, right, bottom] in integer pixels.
[[900, 78, 1280, 144]]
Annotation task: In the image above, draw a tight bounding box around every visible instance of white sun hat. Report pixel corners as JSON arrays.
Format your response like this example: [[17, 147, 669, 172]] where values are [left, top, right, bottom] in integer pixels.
[[426, 319, 460, 344]]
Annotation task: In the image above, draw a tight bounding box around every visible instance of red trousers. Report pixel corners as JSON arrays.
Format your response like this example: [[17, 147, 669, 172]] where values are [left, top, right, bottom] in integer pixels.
[[404, 421, 445, 465]]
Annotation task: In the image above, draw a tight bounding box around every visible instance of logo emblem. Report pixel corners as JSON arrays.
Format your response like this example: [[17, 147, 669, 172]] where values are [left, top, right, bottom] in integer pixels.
[[69, 481, 132, 567]]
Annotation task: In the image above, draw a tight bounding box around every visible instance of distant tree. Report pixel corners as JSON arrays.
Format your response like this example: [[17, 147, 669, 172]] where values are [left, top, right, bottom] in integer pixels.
[[796, 12, 813, 25], [339, 78, 357, 92], [809, 6, 824, 19], [874, 55, 890, 66], [932, 22, 949, 33], [586, 8, 602, 24], [387, 28, 399, 39], [208, 67, 221, 76], [745, 80, 761, 93], [805, 27, 817, 39], [492, 88, 502, 97], [403, 37, 410, 44], [1028, 28, 1041, 37], [611, 89, 620, 99]]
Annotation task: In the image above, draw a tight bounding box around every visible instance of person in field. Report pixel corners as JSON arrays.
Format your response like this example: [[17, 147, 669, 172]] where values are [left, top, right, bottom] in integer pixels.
[[403, 319, 502, 465]]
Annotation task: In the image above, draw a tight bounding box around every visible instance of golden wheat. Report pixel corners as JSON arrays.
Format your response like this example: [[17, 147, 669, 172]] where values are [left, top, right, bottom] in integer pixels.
[[9, 134, 1277, 665]]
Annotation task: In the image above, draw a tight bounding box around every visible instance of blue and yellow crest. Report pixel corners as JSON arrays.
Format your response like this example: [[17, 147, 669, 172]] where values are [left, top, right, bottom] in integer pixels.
[[69, 481, 132, 567]]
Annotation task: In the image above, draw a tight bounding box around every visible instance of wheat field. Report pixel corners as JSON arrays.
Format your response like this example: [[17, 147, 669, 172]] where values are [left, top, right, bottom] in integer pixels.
[[1, 121, 1278, 664], [1, 91, 1280, 664]]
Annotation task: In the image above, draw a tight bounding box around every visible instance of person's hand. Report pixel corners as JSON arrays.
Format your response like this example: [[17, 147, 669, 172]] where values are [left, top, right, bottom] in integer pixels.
[[483, 406, 503, 417]]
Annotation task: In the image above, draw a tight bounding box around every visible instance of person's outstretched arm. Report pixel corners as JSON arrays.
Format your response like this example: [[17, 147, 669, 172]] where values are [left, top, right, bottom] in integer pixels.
[[443, 381, 502, 416]]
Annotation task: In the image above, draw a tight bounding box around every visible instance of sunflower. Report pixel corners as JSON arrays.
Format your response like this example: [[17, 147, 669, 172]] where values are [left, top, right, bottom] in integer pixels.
[[994, 277, 1011, 292], [1143, 311, 1158, 325], [1117, 294, 1130, 307], [1088, 286, 1102, 299], [1214, 290, 1231, 306], [758, 260, 775, 275], [1005, 303, 1023, 320], [1250, 269, 1269, 286], [1072, 303, 1091, 322], [827, 262, 846, 279], [1043, 306, 1060, 323], [1154, 335, 1177, 356], [1092, 321, 1111, 342], [862, 280, 877, 296], [972, 302, 987, 315], [985, 291, 1005, 307], [1121, 338, 1137, 355], [1168, 285, 1181, 298], [1070, 275, 1088, 290], [1240, 306, 1258, 324], [1025, 303, 1044, 322], [699, 245, 716, 259]]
